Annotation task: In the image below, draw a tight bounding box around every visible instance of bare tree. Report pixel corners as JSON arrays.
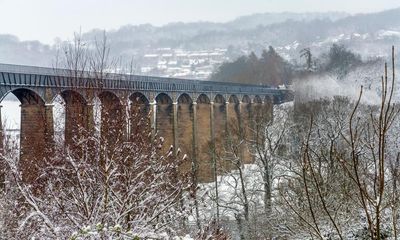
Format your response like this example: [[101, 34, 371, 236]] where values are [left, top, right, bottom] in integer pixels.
[[279, 47, 400, 240], [0, 31, 194, 239]]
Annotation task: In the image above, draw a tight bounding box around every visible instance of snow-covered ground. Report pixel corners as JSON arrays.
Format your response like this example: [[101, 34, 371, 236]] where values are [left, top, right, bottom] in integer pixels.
[[197, 164, 264, 221]]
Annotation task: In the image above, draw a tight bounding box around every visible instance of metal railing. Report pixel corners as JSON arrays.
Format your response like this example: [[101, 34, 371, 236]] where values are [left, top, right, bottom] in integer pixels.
[[0, 63, 289, 96]]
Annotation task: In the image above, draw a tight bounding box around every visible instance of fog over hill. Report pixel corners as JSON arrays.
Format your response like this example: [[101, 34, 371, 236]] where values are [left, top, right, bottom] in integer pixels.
[[0, 8, 399, 76], [227, 11, 349, 29]]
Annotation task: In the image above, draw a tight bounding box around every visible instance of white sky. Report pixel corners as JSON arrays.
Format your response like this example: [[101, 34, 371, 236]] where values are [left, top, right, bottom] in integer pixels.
[[0, 0, 399, 44]]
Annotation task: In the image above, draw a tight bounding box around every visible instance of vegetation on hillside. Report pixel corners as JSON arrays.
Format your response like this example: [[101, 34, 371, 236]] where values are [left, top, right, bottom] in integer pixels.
[[210, 46, 293, 86], [211, 43, 369, 87]]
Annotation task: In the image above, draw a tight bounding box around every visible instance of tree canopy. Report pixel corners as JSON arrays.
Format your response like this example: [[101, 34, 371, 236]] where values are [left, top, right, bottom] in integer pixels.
[[210, 46, 293, 87], [325, 44, 362, 77]]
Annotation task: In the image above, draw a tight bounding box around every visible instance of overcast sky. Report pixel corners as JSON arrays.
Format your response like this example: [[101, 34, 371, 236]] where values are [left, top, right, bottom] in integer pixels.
[[0, 0, 399, 44]]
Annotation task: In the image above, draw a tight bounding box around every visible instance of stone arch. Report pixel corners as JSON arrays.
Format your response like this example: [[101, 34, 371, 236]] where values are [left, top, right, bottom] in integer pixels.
[[227, 94, 241, 145], [10, 88, 45, 105], [177, 93, 193, 104], [240, 95, 252, 164], [254, 95, 262, 104], [155, 93, 174, 153], [214, 94, 226, 104], [195, 94, 214, 182], [197, 94, 211, 104], [213, 93, 227, 176], [0, 88, 45, 143], [129, 92, 150, 105], [242, 95, 251, 104], [176, 93, 194, 174], [99, 91, 122, 106], [228, 95, 240, 104], [4, 88, 52, 185], [195, 93, 213, 181], [60, 90, 87, 105], [129, 92, 151, 139], [58, 90, 90, 146], [98, 91, 125, 145], [155, 93, 173, 105]]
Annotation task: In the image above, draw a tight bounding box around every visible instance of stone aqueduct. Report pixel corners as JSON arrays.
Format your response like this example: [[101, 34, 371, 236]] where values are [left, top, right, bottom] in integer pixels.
[[0, 63, 292, 183]]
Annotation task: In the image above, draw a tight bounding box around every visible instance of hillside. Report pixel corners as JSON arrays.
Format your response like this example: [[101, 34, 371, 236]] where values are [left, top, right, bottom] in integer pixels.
[[0, 8, 399, 78]]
